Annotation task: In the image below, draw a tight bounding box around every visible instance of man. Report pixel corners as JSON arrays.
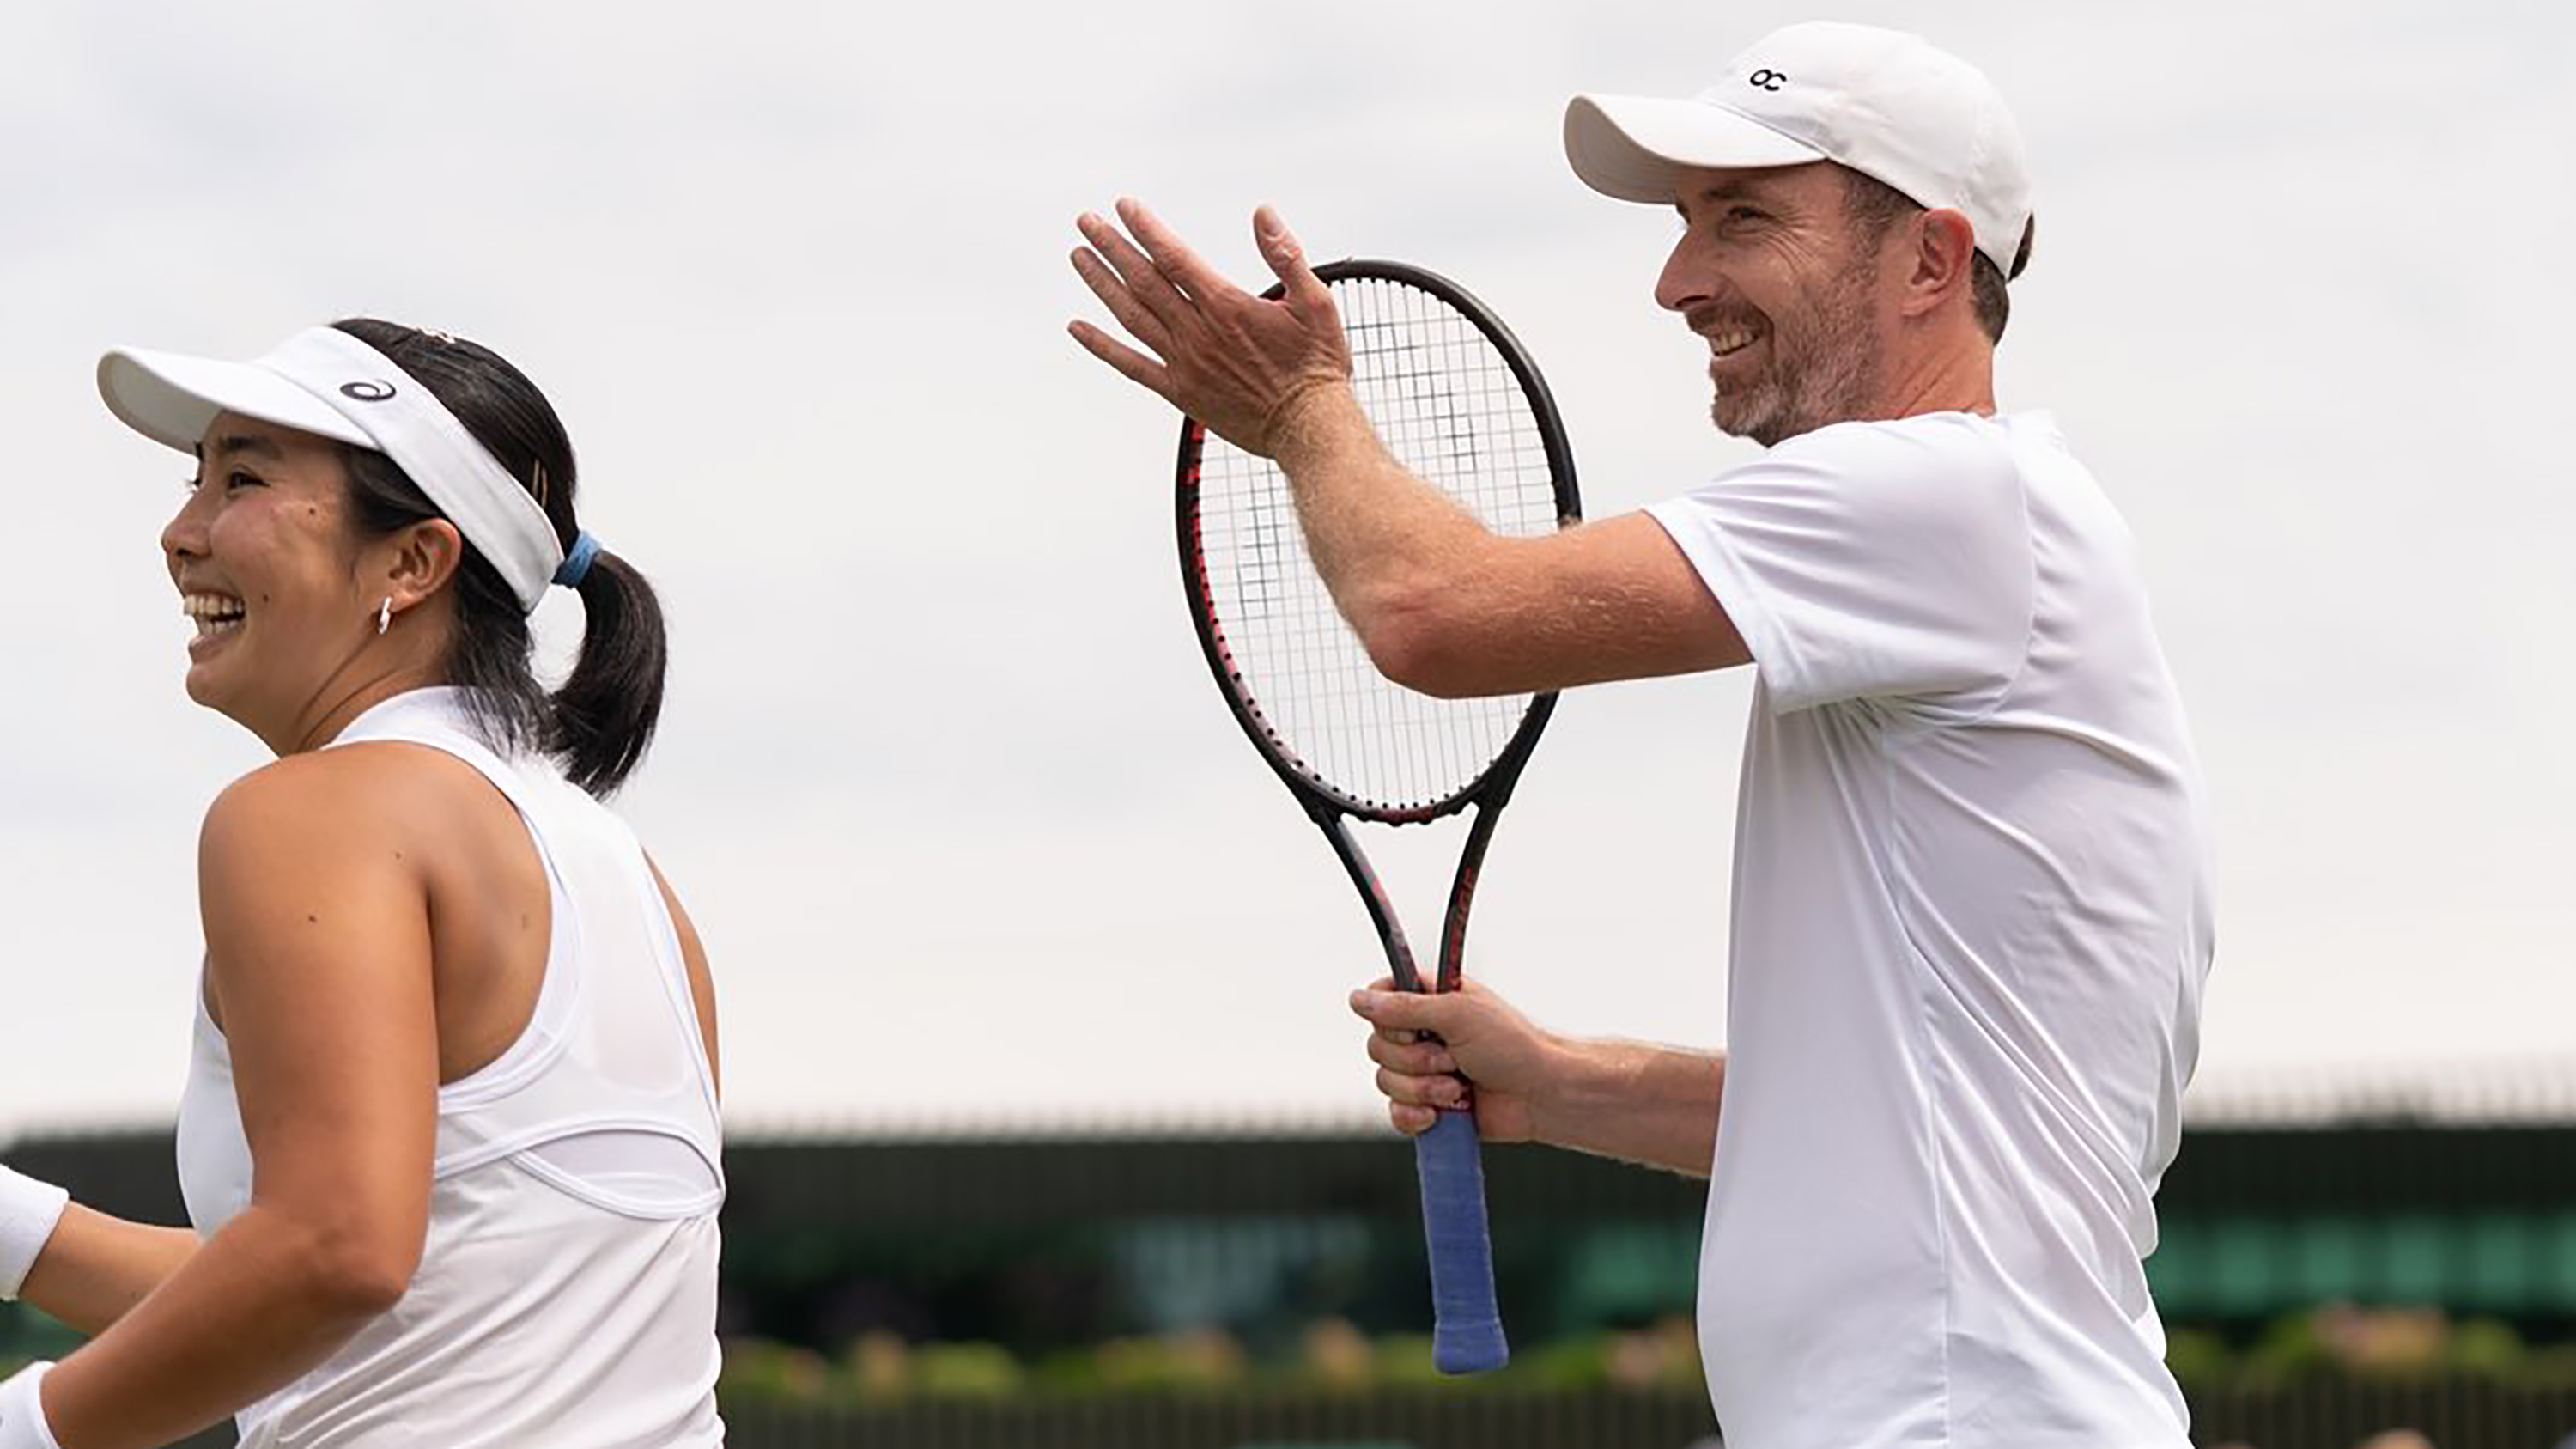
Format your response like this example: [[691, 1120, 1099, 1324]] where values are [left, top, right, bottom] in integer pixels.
[[1070, 21, 2210, 1449]]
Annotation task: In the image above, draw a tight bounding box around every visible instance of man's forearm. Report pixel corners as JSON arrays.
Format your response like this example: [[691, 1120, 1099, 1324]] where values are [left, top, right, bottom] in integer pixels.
[[1269, 383, 1493, 649], [1531, 1037, 1725, 1177]]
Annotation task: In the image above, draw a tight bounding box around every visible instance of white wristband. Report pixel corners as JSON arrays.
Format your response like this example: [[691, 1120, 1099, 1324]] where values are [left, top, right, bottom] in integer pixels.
[[0, 1168, 69, 1302], [0, 1362, 63, 1449]]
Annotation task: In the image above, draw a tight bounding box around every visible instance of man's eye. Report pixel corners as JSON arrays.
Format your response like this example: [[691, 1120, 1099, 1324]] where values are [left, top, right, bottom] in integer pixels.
[[1727, 206, 1768, 224], [227, 471, 264, 490]]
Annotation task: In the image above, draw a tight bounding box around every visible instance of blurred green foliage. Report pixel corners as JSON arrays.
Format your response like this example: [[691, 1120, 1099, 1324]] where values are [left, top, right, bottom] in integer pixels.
[[715, 1314, 1708, 1405], [714, 1307, 2576, 1409]]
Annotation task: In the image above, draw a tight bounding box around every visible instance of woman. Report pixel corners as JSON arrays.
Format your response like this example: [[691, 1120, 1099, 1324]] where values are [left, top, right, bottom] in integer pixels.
[[0, 321, 724, 1447]]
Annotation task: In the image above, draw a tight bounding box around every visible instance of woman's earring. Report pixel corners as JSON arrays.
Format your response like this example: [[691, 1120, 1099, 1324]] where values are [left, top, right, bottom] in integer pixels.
[[377, 597, 393, 636]]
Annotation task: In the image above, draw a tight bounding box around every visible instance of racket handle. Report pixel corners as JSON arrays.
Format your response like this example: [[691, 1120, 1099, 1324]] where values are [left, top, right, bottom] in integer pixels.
[[1414, 1109, 1509, 1373]]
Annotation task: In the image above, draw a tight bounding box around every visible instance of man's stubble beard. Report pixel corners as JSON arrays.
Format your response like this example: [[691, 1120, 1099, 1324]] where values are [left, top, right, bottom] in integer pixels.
[[1710, 264, 1881, 448]]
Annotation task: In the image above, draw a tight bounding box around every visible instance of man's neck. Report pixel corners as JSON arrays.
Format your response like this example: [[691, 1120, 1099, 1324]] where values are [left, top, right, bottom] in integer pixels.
[[1878, 334, 1997, 420]]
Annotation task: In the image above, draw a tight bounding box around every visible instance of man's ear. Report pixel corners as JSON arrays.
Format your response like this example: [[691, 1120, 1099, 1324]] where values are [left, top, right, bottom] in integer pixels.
[[1903, 208, 1979, 320]]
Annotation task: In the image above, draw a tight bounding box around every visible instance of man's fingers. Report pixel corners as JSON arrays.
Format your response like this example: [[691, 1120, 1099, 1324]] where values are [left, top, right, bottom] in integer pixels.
[[1077, 210, 1195, 324], [1356, 974, 1475, 1138], [1254, 204, 1334, 319], [1066, 320, 1175, 404], [1071, 224, 1191, 346], [1388, 1102, 1439, 1137], [1118, 197, 1241, 307], [1349, 985, 1466, 1038], [1376, 1066, 1468, 1111], [1349, 985, 1407, 1044], [1366, 1031, 1459, 1076], [1068, 247, 1181, 361]]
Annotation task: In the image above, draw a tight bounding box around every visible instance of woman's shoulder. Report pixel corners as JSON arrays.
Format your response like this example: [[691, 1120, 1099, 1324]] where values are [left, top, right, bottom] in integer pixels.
[[202, 738, 493, 856]]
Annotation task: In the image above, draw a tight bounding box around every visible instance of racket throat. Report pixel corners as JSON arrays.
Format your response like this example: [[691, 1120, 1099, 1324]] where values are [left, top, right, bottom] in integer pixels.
[[1316, 811, 1429, 994]]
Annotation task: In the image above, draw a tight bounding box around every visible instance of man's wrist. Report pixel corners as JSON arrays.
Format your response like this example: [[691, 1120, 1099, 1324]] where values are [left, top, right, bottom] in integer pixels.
[[0, 1362, 63, 1449], [0, 1168, 69, 1302], [1525, 1036, 1723, 1165], [1522, 1030, 1601, 1150], [1262, 376, 1361, 468]]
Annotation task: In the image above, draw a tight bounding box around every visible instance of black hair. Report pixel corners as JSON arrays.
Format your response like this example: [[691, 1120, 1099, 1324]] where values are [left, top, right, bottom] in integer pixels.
[[1838, 167, 2034, 344], [331, 318, 667, 795]]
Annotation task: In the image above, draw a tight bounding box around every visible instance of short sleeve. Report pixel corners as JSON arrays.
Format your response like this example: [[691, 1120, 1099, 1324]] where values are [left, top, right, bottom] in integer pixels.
[[1645, 416, 2033, 717]]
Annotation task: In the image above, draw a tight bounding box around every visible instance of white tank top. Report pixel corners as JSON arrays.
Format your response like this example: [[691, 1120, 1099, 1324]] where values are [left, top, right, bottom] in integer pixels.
[[173, 688, 726, 1448]]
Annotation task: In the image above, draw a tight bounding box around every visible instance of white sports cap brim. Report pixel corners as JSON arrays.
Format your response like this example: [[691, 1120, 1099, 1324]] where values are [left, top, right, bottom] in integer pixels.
[[1564, 94, 1826, 204], [99, 346, 374, 454], [1560, 23, 2033, 277], [97, 327, 567, 612]]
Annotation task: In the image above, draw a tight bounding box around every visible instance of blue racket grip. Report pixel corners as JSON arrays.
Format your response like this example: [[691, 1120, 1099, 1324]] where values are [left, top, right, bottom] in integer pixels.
[[1415, 1109, 1508, 1373]]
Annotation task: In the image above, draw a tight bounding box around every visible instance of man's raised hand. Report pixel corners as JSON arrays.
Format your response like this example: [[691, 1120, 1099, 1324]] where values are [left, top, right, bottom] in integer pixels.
[[1067, 199, 1352, 458]]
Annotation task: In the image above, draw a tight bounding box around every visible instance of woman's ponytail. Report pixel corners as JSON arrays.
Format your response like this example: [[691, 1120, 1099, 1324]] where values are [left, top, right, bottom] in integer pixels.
[[549, 549, 668, 795], [331, 318, 671, 796]]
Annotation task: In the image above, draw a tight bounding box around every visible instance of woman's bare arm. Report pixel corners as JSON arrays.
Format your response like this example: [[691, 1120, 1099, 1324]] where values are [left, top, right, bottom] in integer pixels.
[[33, 754, 440, 1449]]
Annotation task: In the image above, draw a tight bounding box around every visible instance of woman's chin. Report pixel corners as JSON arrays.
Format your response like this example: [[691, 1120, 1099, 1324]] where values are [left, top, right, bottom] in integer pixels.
[[181, 654, 236, 711], [180, 624, 249, 702]]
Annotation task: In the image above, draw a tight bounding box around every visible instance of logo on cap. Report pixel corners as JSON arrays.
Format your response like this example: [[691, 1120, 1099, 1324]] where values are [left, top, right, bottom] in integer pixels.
[[1747, 68, 1788, 91], [341, 380, 397, 402]]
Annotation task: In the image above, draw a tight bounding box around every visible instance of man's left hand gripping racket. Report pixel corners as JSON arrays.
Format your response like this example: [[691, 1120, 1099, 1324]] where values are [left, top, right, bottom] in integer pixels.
[[1176, 259, 1580, 1374]]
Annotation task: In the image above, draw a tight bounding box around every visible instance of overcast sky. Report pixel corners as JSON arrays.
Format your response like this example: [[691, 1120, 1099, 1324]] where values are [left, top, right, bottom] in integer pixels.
[[1, 1, 2568, 1137]]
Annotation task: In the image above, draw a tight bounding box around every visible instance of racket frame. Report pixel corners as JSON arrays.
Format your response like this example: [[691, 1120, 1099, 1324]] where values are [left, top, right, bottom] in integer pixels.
[[1174, 259, 1582, 1371]]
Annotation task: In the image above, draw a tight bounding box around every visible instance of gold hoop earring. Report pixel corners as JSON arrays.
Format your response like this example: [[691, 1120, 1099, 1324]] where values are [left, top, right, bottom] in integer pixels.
[[377, 597, 393, 636]]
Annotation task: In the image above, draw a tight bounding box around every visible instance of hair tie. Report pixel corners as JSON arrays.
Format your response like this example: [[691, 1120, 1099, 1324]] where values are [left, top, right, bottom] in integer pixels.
[[554, 530, 602, 588]]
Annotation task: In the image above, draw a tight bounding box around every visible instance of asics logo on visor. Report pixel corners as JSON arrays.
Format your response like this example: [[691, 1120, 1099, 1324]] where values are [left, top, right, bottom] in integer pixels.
[[1748, 68, 1788, 91], [340, 380, 397, 402]]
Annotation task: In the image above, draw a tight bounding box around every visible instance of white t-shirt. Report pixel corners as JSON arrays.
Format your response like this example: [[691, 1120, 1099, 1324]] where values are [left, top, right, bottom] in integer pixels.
[[1644, 411, 2212, 1449]]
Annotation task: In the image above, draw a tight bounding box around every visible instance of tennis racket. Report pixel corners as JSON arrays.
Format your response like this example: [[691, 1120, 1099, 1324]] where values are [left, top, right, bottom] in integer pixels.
[[1176, 259, 1580, 1375]]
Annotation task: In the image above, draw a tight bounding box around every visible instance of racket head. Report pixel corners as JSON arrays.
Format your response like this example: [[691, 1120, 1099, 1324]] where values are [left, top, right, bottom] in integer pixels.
[[1176, 259, 1583, 826]]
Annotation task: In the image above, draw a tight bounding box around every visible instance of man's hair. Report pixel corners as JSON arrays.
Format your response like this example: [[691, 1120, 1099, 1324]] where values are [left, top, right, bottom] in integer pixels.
[[1838, 168, 2032, 344]]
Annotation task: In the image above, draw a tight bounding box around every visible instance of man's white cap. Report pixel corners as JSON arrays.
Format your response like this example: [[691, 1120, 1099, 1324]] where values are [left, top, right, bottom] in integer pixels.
[[1564, 21, 2032, 276]]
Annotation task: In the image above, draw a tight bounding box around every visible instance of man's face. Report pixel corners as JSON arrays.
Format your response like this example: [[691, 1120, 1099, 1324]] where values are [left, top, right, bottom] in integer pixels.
[[1655, 162, 1896, 447]]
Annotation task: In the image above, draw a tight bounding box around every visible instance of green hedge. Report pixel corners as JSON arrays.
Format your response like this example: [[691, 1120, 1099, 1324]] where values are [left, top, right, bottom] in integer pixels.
[[2152, 1211, 2576, 1317]]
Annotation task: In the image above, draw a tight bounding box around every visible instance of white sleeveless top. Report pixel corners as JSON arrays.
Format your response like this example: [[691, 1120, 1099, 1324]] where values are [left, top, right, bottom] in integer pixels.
[[173, 689, 726, 1448]]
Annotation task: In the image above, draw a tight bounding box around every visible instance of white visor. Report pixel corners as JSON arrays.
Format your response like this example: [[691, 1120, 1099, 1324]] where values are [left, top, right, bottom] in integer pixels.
[[99, 327, 566, 612]]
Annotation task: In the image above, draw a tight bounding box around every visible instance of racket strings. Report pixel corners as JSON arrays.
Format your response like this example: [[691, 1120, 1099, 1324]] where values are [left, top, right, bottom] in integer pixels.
[[1195, 276, 1560, 813]]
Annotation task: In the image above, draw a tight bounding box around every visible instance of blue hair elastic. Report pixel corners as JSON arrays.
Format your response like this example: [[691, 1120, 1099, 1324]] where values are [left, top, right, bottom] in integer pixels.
[[554, 531, 602, 588]]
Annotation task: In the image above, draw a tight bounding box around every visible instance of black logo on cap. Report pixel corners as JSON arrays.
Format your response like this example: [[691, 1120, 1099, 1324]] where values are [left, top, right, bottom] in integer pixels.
[[340, 380, 397, 402], [1748, 68, 1788, 91]]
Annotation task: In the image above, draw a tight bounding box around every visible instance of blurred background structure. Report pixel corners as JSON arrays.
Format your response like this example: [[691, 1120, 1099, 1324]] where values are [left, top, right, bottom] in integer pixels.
[[15, 1068, 2576, 1449], [6, 0, 2573, 1148]]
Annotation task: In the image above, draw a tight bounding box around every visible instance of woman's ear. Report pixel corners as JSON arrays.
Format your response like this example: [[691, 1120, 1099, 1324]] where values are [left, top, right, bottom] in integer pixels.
[[381, 517, 465, 612]]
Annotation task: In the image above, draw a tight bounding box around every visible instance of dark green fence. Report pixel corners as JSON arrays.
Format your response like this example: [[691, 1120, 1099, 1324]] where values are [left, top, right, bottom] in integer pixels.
[[14, 1123, 2576, 1448], [16, 1122, 2576, 1342], [719, 1385, 1718, 1449], [68, 1377, 2576, 1449], [2189, 1374, 2576, 1449], [718, 1377, 2576, 1449], [716, 1371, 2576, 1443]]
